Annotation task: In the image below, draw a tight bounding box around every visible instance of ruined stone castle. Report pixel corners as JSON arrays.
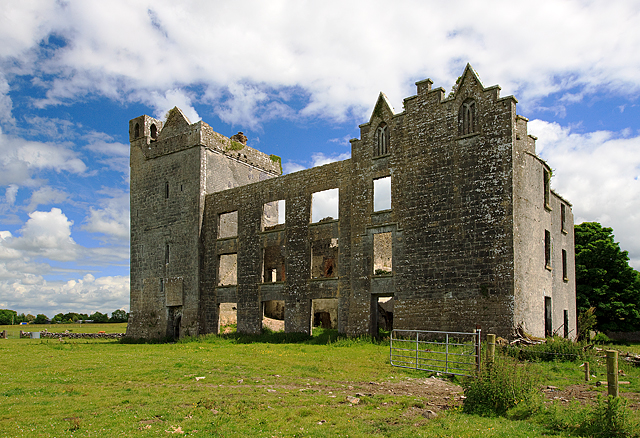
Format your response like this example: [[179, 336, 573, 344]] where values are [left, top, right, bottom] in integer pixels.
[[126, 65, 576, 340]]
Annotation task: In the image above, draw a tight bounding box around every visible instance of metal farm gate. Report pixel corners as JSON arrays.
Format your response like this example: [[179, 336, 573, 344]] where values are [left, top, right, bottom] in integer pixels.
[[390, 329, 481, 377]]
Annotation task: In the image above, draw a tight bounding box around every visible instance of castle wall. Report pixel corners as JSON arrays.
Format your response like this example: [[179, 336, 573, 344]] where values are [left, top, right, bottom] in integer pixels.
[[129, 66, 577, 340]]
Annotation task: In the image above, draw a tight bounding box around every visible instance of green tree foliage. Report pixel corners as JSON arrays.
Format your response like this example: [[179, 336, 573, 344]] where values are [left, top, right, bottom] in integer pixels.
[[109, 309, 128, 323], [575, 222, 640, 332], [89, 311, 109, 323], [33, 314, 49, 324], [0, 309, 18, 325]]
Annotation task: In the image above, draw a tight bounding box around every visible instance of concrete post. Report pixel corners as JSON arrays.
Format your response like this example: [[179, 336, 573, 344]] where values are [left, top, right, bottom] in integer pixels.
[[606, 350, 619, 397], [486, 334, 496, 364]]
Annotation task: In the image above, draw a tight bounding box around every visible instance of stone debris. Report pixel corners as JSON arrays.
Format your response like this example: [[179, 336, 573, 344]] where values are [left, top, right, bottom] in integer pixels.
[[422, 410, 438, 419], [21, 330, 123, 339], [346, 396, 360, 404]]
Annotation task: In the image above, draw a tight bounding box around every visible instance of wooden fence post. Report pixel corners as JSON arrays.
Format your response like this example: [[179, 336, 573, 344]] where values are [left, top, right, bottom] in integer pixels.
[[606, 350, 619, 397], [475, 326, 481, 372], [584, 362, 590, 381], [486, 334, 495, 364]]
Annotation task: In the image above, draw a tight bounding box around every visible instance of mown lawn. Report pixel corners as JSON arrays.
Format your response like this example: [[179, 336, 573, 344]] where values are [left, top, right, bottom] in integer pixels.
[[0, 328, 638, 437]]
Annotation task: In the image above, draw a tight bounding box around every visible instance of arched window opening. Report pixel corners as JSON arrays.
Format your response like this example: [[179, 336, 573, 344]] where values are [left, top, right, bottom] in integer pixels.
[[458, 99, 476, 136], [134, 123, 140, 138], [375, 123, 389, 156], [150, 123, 158, 140]]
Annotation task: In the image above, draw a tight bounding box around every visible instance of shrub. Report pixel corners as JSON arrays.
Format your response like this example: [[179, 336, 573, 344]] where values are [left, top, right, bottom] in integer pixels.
[[594, 332, 612, 344], [462, 355, 540, 416], [580, 395, 638, 438], [506, 336, 586, 362]]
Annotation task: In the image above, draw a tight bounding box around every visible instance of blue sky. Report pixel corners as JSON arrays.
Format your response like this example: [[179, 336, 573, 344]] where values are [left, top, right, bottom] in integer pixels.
[[0, 1, 639, 317]]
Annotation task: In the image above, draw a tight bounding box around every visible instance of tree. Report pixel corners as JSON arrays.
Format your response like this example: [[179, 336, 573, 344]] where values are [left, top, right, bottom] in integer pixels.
[[0, 309, 18, 325], [89, 312, 109, 323], [34, 314, 49, 324], [575, 222, 640, 332], [110, 309, 128, 323]]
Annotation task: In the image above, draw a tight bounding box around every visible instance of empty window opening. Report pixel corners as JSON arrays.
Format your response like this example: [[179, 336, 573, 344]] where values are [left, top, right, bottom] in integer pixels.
[[311, 238, 338, 278], [263, 244, 285, 283], [263, 300, 284, 320], [218, 211, 238, 238], [134, 123, 140, 138], [218, 254, 237, 286], [544, 297, 552, 337], [262, 200, 285, 231], [561, 204, 566, 233], [165, 244, 170, 265], [160, 277, 164, 292], [150, 123, 158, 140], [543, 169, 551, 209], [311, 188, 339, 223], [375, 123, 389, 156], [165, 182, 169, 199], [218, 302, 237, 334], [562, 249, 568, 281], [563, 309, 569, 339], [458, 99, 476, 136], [373, 232, 392, 275], [373, 176, 391, 212], [544, 230, 551, 269], [311, 298, 338, 333]]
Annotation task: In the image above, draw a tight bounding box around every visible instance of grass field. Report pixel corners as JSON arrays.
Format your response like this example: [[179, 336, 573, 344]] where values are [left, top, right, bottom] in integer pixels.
[[1, 326, 638, 437]]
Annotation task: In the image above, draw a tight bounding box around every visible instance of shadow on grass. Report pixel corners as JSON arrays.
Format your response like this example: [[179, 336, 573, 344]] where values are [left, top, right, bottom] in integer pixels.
[[121, 328, 387, 346]]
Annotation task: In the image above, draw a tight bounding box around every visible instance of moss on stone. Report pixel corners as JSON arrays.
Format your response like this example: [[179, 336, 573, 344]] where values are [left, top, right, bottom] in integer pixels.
[[269, 154, 282, 174], [227, 140, 245, 151]]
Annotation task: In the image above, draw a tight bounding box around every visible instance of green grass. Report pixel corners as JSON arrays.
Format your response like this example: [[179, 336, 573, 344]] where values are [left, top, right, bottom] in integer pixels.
[[1, 329, 638, 437]]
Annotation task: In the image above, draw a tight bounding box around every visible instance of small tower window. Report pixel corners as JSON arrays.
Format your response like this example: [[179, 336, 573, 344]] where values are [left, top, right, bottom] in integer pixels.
[[374, 123, 389, 156], [150, 123, 158, 140], [165, 182, 169, 199], [543, 169, 551, 209], [134, 123, 140, 138], [458, 98, 476, 136]]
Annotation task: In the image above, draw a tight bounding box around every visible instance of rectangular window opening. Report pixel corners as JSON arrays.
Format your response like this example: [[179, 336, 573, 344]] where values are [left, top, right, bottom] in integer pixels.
[[311, 298, 338, 334], [563, 309, 569, 339], [562, 249, 568, 281], [263, 300, 285, 322], [373, 232, 392, 275], [373, 176, 391, 212], [561, 204, 567, 233], [165, 244, 170, 265], [544, 230, 551, 270], [543, 169, 551, 209], [263, 244, 285, 283], [218, 254, 237, 286], [165, 181, 169, 199], [544, 297, 552, 337], [262, 200, 285, 231], [311, 188, 339, 223], [311, 237, 338, 279], [218, 211, 238, 238]]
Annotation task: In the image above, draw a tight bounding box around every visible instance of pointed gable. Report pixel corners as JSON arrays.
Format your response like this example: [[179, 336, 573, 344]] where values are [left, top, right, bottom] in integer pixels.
[[369, 92, 395, 123], [157, 107, 192, 141]]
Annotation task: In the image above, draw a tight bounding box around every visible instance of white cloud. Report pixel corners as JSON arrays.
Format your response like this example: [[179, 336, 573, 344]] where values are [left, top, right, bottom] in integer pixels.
[[282, 161, 306, 174], [140, 88, 201, 123], [0, 131, 86, 186], [24, 186, 69, 212], [311, 152, 351, 167], [5, 185, 18, 205], [529, 120, 640, 269], [82, 189, 130, 241], [2, 1, 638, 126], [7, 208, 80, 261]]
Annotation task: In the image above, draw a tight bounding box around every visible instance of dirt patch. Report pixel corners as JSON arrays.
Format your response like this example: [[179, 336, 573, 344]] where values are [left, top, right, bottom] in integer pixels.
[[543, 384, 640, 409]]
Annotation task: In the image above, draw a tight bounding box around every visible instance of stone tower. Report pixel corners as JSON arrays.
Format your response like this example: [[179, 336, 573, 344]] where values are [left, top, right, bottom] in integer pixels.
[[126, 108, 280, 339]]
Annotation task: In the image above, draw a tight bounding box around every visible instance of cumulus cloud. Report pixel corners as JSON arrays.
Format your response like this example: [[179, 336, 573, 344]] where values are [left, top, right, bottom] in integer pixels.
[[0, 271, 130, 316], [529, 120, 640, 269], [0, 131, 86, 186], [24, 186, 69, 212], [82, 189, 130, 242], [2, 1, 638, 126], [7, 208, 80, 261], [5, 185, 18, 205]]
